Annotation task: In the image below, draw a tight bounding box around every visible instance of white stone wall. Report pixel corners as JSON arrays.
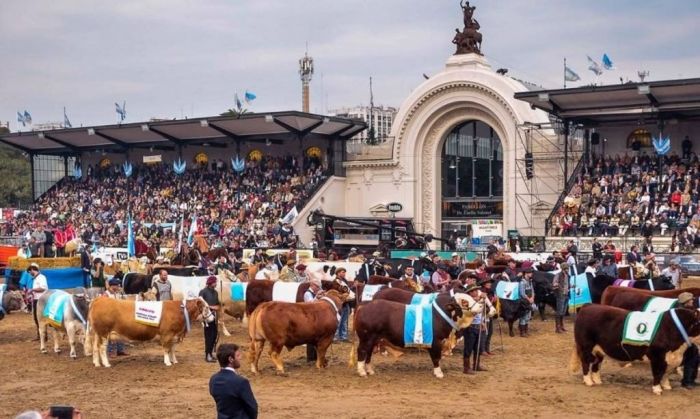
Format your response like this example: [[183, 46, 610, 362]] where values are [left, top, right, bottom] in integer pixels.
[[344, 54, 556, 240]]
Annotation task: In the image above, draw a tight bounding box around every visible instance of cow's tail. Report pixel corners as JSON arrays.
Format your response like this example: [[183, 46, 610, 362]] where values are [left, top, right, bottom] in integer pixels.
[[569, 344, 582, 374], [348, 308, 359, 368]]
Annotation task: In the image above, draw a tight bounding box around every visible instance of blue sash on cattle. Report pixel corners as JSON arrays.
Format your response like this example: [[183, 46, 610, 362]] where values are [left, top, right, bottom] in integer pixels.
[[43, 290, 70, 328], [404, 304, 433, 347], [495, 281, 520, 301], [230, 282, 247, 302], [568, 273, 591, 310], [410, 293, 438, 306]]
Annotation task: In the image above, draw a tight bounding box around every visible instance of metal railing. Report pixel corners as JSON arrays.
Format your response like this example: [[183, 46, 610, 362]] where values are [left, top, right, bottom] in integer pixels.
[[345, 136, 395, 161]]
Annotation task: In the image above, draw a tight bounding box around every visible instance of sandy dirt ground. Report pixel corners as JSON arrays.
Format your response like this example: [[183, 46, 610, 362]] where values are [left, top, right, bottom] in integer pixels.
[[2, 280, 699, 418]]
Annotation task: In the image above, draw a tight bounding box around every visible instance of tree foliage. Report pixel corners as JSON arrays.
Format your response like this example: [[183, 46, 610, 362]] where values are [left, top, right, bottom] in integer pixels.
[[0, 143, 31, 207]]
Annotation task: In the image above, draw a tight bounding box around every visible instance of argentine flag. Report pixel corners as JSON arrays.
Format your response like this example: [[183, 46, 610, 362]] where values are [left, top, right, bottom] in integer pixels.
[[244, 90, 257, 104], [187, 215, 198, 246], [127, 213, 135, 257], [602, 54, 614, 70]]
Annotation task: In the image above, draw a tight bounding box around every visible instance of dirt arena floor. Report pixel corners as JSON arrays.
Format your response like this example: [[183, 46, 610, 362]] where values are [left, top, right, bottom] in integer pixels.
[[2, 279, 699, 418]]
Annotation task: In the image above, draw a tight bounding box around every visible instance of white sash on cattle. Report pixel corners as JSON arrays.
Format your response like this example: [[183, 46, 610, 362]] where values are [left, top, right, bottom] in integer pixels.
[[272, 282, 300, 303], [643, 297, 677, 313], [621, 311, 664, 346], [135, 301, 164, 327], [361, 284, 384, 302], [0, 284, 5, 313]]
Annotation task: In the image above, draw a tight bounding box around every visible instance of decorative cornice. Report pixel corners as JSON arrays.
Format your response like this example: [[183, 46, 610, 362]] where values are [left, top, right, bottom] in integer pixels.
[[345, 80, 519, 169]]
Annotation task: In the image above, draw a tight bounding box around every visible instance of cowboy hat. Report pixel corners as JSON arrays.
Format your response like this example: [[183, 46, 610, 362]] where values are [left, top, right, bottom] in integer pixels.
[[465, 283, 480, 293], [678, 292, 693, 305]]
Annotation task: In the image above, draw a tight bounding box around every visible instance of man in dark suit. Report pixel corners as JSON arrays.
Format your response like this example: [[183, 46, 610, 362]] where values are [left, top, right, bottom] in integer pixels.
[[209, 343, 258, 419]]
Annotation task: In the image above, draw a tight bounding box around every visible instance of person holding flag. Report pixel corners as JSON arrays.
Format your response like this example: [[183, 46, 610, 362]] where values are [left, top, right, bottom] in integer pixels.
[[187, 214, 198, 246], [127, 213, 136, 257]]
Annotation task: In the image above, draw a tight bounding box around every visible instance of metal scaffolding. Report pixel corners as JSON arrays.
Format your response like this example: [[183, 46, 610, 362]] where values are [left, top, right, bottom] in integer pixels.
[[513, 121, 584, 235]]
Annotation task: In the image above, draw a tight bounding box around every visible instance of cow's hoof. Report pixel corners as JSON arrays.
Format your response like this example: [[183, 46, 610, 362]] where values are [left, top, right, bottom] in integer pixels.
[[433, 367, 444, 379], [592, 372, 602, 385], [583, 375, 594, 386], [661, 382, 672, 391], [366, 365, 376, 376], [41, 349, 48, 354], [70, 354, 77, 359], [358, 371, 367, 377], [652, 385, 663, 395], [54, 349, 61, 354], [275, 370, 288, 377]]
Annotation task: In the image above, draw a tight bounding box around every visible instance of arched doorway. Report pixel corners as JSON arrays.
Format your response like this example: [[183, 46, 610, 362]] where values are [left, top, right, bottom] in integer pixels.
[[441, 120, 504, 247]]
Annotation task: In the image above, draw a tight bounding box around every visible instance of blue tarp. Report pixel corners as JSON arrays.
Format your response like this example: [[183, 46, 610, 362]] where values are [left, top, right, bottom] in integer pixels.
[[18, 268, 84, 290]]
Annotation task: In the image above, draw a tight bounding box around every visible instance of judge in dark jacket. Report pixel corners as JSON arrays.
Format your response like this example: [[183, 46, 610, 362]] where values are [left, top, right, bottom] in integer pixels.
[[209, 343, 258, 419]]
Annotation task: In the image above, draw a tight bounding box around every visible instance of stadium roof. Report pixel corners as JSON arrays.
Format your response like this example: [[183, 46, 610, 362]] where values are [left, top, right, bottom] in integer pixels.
[[0, 111, 366, 155], [514, 78, 700, 126]]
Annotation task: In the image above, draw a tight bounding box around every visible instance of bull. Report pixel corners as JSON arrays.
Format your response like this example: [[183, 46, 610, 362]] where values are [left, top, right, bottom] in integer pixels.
[[0, 285, 24, 320], [590, 274, 675, 304], [248, 289, 350, 374], [570, 304, 700, 394], [350, 293, 475, 378], [36, 289, 90, 358], [86, 296, 213, 367]]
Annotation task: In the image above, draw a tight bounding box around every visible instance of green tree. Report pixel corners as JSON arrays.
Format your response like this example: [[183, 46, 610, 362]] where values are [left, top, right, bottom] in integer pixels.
[[0, 143, 31, 207]]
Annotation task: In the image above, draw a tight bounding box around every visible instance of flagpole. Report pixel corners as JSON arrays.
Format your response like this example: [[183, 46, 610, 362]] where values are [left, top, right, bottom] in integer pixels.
[[564, 58, 567, 89]]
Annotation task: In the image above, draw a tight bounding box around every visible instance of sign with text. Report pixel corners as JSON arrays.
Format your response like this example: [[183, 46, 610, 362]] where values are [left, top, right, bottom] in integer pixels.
[[442, 201, 503, 218], [143, 155, 162, 163], [386, 202, 403, 213], [472, 223, 502, 238]]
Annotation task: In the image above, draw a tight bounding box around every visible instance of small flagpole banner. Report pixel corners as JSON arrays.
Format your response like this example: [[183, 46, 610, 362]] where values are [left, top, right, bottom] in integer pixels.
[[602, 53, 614, 70], [115, 101, 126, 122], [244, 90, 257, 104], [564, 58, 580, 88], [63, 107, 72, 128]]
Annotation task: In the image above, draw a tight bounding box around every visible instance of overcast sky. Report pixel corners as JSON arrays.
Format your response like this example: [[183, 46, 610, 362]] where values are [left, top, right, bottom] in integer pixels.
[[2, 0, 699, 130]]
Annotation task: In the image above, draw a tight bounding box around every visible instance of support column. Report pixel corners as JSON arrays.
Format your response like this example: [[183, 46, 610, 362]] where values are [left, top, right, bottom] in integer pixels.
[[30, 153, 36, 201]]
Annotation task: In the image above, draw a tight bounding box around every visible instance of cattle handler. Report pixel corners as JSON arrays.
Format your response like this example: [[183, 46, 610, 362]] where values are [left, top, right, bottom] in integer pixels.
[[303, 278, 322, 362], [200, 276, 221, 363], [678, 292, 699, 389]]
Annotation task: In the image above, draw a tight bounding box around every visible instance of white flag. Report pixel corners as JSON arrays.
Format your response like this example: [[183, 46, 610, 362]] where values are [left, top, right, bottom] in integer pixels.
[[280, 206, 299, 224]]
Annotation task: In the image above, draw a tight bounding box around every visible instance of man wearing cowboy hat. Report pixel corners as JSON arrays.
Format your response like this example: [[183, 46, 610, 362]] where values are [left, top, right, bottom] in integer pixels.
[[334, 268, 351, 342], [200, 276, 221, 363], [278, 258, 296, 282], [303, 277, 323, 361], [294, 263, 308, 283], [460, 283, 492, 374], [661, 259, 682, 288], [27, 263, 47, 340], [105, 277, 128, 356], [479, 277, 497, 355], [678, 292, 699, 389], [518, 267, 536, 337]]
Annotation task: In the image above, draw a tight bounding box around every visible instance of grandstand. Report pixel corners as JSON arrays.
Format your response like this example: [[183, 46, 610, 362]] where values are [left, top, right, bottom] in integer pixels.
[[515, 78, 700, 260], [0, 111, 366, 255]]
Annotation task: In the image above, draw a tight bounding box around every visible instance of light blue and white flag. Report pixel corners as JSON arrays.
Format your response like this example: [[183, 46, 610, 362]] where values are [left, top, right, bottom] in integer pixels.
[[652, 135, 671, 155], [244, 90, 257, 104], [17, 111, 27, 127], [127, 213, 135, 257], [404, 303, 434, 347], [565, 66, 581, 82], [280, 206, 298, 224], [23, 110, 32, 125], [63, 107, 72, 128], [187, 214, 198, 246], [587, 55, 603, 76], [602, 53, 614, 70], [495, 281, 520, 301], [115, 101, 126, 122]]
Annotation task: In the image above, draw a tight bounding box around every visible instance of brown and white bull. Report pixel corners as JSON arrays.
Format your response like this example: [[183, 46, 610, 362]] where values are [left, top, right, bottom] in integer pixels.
[[351, 293, 476, 378], [571, 304, 700, 394], [248, 290, 350, 374], [36, 290, 90, 359], [86, 296, 213, 367]]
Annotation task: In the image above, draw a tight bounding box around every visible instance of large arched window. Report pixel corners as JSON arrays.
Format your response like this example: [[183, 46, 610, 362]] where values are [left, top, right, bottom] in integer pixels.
[[442, 120, 503, 200]]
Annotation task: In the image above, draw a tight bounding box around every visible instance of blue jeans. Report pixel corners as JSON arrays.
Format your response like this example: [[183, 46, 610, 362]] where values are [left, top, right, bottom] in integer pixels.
[[335, 305, 350, 340], [108, 340, 124, 354]]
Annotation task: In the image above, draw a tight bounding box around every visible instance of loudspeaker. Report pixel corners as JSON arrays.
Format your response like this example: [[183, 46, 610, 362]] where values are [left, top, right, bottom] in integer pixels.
[[591, 132, 600, 145]]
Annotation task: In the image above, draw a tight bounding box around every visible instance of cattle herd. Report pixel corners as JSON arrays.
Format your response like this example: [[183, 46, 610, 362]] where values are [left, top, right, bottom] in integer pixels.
[[1, 255, 699, 397]]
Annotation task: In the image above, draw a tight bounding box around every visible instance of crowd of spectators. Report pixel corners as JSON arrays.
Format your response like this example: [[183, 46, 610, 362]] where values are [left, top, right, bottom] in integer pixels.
[[0, 154, 328, 255], [550, 146, 700, 250]]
